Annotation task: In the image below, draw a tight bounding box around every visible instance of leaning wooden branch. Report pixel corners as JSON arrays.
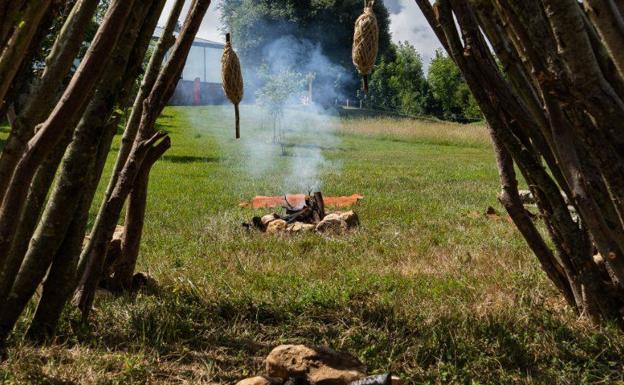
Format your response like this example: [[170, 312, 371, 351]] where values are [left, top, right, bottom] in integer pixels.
[[0, 0, 100, 202], [74, 132, 170, 318], [0, 0, 163, 345], [0, 0, 136, 271], [0, 0, 52, 104], [74, 0, 212, 319], [415, 0, 624, 325]]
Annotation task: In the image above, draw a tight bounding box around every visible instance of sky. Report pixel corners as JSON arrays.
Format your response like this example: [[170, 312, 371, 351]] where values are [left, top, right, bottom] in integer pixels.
[[159, 0, 442, 67]]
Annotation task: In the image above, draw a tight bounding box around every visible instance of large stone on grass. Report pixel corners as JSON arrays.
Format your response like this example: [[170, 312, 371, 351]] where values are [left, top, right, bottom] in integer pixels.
[[339, 211, 359, 228], [322, 213, 342, 221], [267, 219, 288, 234], [109, 225, 125, 250], [287, 222, 316, 233], [262, 213, 280, 227], [236, 376, 281, 385], [315, 217, 348, 234], [518, 190, 535, 204], [266, 345, 367, 385]]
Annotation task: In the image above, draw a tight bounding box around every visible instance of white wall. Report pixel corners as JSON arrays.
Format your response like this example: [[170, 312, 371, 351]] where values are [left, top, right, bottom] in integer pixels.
[[181, 45, 223, 84]]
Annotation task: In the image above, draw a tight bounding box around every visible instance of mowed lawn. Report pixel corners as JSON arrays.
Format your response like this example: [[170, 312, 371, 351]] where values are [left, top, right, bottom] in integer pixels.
[[3, 106, 624, 384]]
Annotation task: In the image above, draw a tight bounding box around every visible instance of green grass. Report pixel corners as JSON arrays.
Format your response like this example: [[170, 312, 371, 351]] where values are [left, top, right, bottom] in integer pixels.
[[2, 106, 624, 384]]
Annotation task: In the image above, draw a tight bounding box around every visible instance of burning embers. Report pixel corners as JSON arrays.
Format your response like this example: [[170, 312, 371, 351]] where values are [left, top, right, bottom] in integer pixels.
[[244, 192, 360, 234]]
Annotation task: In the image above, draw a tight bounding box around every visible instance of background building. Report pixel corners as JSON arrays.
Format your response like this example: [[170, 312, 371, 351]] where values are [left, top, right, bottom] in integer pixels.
[[154, 27, 227, 105]]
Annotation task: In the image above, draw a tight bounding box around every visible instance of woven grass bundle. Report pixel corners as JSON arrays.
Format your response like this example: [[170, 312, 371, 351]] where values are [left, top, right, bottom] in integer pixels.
[[352, 0, 379, 94], [221, 33, 244, 139]]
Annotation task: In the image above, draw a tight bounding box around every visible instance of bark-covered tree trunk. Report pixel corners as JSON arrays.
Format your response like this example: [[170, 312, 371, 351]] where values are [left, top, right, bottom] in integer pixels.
[[414, 0, 624, 325], [0, 1, 68, 120], [0, 0, 156, 346], [0, 0, 100, 202], [74, 132, 170, 317], [110, 149, 155, 290], [0, 0, 100, 304], [0, 0, 135, 271], [25, 0, 169, 342], [0, 0, 51, 104], [106, 0, 186, 292], [0, 131, 73, 303], [26, 117, 121, 342], [0, 1, 27, 48], [102, 0, 185, 207], [583, 0, 624, 87], [75, 0, 213, 318]]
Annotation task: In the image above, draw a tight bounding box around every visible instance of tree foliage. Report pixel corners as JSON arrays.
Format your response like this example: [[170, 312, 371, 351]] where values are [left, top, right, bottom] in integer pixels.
[[427, 49, 481, 122], [369, 41, 428, 116], [219, 0, 393, 96], [369, 44, 481, 121]]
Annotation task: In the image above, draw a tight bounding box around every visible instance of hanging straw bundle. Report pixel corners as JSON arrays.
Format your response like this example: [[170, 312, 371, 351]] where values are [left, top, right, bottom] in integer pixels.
[[221, 33, 244, 139], [352, 0, 379, 94]]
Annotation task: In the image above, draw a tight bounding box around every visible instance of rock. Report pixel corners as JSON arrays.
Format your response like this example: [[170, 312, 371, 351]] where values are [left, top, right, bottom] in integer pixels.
[[103, 225, 125, 275], [266, 345, 367, 385], [131, 272, 158, 292], [288, 222, 316, 233], [338, 211, 359, 228], [315, 217, 348, 234], [323, 213, 342, 221], [236, 376, 281, 385], [267, 219, 288, 234], [518, 190, 535, 204], [262, 213, 280, 227], [109, 225, 125, 252]]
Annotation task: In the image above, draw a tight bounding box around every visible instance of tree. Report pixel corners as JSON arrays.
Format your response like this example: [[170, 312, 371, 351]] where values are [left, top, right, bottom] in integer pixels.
[[428, 49, 480, 122], [414, 0, 624, 325], [369, 42, 428, 116], [219, 0, 393, 99], [255, 66, 306, 144]]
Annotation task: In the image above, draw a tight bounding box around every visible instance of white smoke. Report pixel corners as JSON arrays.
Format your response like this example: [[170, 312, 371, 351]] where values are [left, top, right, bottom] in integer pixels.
[[182, 34, 347, 194], [238, 35, 346, 193]]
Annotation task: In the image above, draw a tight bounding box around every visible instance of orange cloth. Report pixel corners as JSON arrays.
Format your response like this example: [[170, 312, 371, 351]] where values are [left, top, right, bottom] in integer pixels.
[[241, 194, 364, 209]]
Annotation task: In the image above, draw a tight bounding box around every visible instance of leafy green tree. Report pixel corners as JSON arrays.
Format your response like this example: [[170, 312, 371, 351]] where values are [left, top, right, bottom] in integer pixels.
[[369, 42, 427, 116], [255, 66, 306, 143], [368, 56, 398, 111], [427, 49, 481, 122]]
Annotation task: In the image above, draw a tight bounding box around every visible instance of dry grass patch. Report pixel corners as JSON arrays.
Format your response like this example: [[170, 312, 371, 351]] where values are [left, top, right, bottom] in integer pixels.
[[334, 117, 490, 147]]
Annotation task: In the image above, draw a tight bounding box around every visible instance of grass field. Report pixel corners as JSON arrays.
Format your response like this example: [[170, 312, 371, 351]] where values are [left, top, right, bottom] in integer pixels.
[[2, 106, 624, 384]]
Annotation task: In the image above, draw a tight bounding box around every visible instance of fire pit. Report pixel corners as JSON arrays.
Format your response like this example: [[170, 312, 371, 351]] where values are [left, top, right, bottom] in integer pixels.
[[243, 192, 360, 234]]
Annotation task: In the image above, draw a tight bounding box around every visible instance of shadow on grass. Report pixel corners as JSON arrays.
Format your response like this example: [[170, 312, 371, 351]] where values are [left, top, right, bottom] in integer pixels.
[[37, 285, 624, 385], [161, 155, 220, 164]]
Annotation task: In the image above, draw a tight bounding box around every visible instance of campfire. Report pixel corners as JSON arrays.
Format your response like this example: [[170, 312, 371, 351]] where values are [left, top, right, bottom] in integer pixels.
[[244, 192, 360, 234]]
